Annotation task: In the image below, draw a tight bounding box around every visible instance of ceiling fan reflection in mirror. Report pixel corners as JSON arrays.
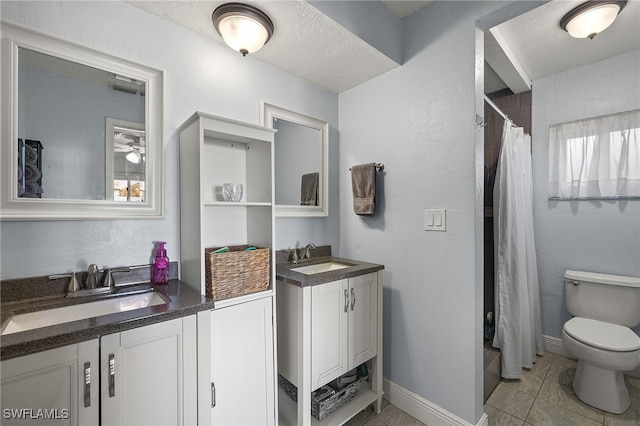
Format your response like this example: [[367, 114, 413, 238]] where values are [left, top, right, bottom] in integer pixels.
[[113, 126, 145, 164]]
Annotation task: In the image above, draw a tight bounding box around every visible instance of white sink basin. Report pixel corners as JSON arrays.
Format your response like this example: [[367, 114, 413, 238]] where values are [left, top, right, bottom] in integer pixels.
[[2, 291, 170, 336], [291, 261, 352, 275]]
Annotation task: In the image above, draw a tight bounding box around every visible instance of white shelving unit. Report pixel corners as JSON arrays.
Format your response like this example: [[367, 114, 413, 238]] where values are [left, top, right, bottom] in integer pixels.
[[178, 112, 278, 424], [178, 112, 276, 296]]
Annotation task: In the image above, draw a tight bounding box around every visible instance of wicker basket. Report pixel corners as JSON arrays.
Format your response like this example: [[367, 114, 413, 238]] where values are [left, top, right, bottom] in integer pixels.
[[204, 245, 270, 300], [278, 374, 367, 421]]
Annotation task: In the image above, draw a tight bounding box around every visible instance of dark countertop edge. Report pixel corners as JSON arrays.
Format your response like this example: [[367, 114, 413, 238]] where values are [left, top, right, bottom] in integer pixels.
[[275, 256, 384, 287], [1, 280, 214, 360]]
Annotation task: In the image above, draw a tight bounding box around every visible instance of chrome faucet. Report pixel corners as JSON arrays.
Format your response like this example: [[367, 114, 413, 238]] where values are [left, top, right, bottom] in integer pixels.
[[85, 264, 99, 289], [299, 243, 317, 261], [49, 272, 80, 294], [102, 268, 118, 293], [50, 266, 130, 297]]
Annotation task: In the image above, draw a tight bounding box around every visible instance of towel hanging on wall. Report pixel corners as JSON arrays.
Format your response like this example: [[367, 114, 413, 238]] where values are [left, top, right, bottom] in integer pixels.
[[351, 163, 376, 215]]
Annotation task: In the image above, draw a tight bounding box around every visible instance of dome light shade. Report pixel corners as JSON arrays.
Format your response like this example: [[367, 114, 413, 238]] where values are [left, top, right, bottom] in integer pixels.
[[212, 3, 274, 56], [126, 151, 141, 164], [560, 1, 626, 39]]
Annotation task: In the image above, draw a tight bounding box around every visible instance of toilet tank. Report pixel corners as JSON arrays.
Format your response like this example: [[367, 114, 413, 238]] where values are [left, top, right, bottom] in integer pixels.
[[565, 270, 640, 328]]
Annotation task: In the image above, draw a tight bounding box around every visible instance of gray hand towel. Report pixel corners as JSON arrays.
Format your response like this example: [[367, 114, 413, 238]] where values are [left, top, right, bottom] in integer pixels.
[[300, 172, 319, 206], [351, 163, 376, 215]]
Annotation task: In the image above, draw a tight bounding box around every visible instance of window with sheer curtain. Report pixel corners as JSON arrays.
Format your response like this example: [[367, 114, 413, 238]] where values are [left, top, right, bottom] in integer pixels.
[[548, 109, 640, 199]]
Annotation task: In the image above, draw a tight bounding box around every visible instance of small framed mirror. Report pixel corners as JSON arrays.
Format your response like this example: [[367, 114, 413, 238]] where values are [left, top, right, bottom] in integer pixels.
[[0, 22, 163, 219], [261, 102, 329, 217]]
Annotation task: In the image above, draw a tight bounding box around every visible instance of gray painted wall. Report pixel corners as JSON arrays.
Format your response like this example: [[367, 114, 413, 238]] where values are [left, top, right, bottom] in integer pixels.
[[532, 50, 640, 338], [338, 2, 512, 423], [0, 1, 339, 278]]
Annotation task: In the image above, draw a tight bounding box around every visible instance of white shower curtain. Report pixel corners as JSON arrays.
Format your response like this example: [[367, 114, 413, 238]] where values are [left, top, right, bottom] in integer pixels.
[[492, 120, 543, 379]]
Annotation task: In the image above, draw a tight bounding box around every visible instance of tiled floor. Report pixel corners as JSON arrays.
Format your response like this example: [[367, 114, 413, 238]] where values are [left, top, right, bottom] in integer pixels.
[[344, 398, 426, 426], [345, 352, 640, 426], [485, 352, 640, 426]]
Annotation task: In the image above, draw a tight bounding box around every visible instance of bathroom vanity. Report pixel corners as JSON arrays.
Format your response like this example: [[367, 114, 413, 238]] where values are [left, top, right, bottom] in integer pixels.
[[2, 317, 196, 426], [0, 273, 211, 426], [276, 255, 384, 425]]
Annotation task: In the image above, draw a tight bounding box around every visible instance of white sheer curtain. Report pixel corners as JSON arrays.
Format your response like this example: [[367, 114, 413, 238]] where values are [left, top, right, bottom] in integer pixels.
[[549, 109, 640, 199], [493, 121, 543, 379]]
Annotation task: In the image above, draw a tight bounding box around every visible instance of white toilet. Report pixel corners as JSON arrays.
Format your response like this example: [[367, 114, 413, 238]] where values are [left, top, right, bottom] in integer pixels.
[[562, 270, 640, 414]]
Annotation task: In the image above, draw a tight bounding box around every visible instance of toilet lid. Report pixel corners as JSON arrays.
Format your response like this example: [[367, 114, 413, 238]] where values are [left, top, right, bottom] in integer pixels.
[[564, 317, 640, 352]]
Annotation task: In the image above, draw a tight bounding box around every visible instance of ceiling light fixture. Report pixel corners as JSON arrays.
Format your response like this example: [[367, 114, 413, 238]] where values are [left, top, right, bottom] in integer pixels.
[[560, 0, 627, 39], [212, 3, 274, 56]]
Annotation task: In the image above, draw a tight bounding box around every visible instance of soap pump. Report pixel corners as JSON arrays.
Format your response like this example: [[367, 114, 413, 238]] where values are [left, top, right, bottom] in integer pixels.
[[153, 241, 169, 285]]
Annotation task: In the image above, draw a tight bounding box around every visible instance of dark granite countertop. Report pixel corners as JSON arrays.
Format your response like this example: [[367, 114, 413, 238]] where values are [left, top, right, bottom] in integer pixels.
[[276, 255, 384, 287], [1, 279, 214, 360]]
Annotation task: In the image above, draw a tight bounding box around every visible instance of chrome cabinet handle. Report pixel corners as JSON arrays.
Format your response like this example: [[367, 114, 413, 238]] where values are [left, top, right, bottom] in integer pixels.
[[351, 288, 356, 311], [211, 382, 216, 408], [108, 354, 116, 397], [344, 289, 349, 313], [84, 362, 91, 408]]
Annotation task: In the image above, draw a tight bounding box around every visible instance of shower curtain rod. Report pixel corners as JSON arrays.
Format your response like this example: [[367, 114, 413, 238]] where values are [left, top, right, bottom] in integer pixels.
[[483, 95, 524, 128]]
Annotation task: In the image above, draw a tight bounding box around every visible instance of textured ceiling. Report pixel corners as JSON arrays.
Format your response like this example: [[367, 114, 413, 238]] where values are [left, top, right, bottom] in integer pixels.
[[487, 0, 640, 94], [128, 0, 400, 93], [129, 1, 640, 95]]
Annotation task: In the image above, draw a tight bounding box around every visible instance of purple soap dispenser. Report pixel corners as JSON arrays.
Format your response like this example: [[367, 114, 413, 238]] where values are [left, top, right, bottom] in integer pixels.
[[153, 241, 169, 285]]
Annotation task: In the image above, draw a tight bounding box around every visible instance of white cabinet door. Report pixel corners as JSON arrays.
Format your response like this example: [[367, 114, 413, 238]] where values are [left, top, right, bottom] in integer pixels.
[[101, 316, 197, 426], [348, 273, 378, 369], [1, 340, 99, 426], [311, 279, 348, 389], [198, 297, 275, 426], [310, 273, 378, 389]]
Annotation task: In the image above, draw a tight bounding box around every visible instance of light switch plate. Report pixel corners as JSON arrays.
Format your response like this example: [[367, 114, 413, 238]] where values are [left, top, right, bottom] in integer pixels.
[[424, 209, 446, 231]]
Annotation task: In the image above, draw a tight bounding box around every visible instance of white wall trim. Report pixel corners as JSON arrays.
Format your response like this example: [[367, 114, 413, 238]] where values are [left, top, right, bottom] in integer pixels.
[[383, 378, 488, 426], [543, 334, 571, 358]]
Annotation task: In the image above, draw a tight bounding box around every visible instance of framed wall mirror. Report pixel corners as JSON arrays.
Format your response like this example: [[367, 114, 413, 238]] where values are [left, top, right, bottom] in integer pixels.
[[0, 21, 163, 219], [261, 102, 329, 217]]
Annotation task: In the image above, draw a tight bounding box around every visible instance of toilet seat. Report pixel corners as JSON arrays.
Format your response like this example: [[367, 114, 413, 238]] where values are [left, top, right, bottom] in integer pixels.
[[564, 317, 640, 352]]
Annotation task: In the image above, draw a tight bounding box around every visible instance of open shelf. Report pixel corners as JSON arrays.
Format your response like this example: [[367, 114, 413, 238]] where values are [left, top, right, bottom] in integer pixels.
[[278, 381, 382, 426], [178, 112, 275, 297]]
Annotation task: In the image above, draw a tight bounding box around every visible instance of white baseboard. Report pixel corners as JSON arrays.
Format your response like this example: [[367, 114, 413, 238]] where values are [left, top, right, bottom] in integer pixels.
[[542, 334, 572, 358], [543, 333, 640, 379], [383, 379, 488, 426]]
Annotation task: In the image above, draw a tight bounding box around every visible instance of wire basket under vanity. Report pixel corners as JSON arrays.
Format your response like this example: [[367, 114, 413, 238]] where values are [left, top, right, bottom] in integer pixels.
[[204, 245, 270, 300], [278, 374, 368, 421]]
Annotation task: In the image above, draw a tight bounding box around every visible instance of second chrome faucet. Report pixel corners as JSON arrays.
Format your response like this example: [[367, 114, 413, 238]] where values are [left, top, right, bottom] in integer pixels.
[[292, 243, 317, 264]]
